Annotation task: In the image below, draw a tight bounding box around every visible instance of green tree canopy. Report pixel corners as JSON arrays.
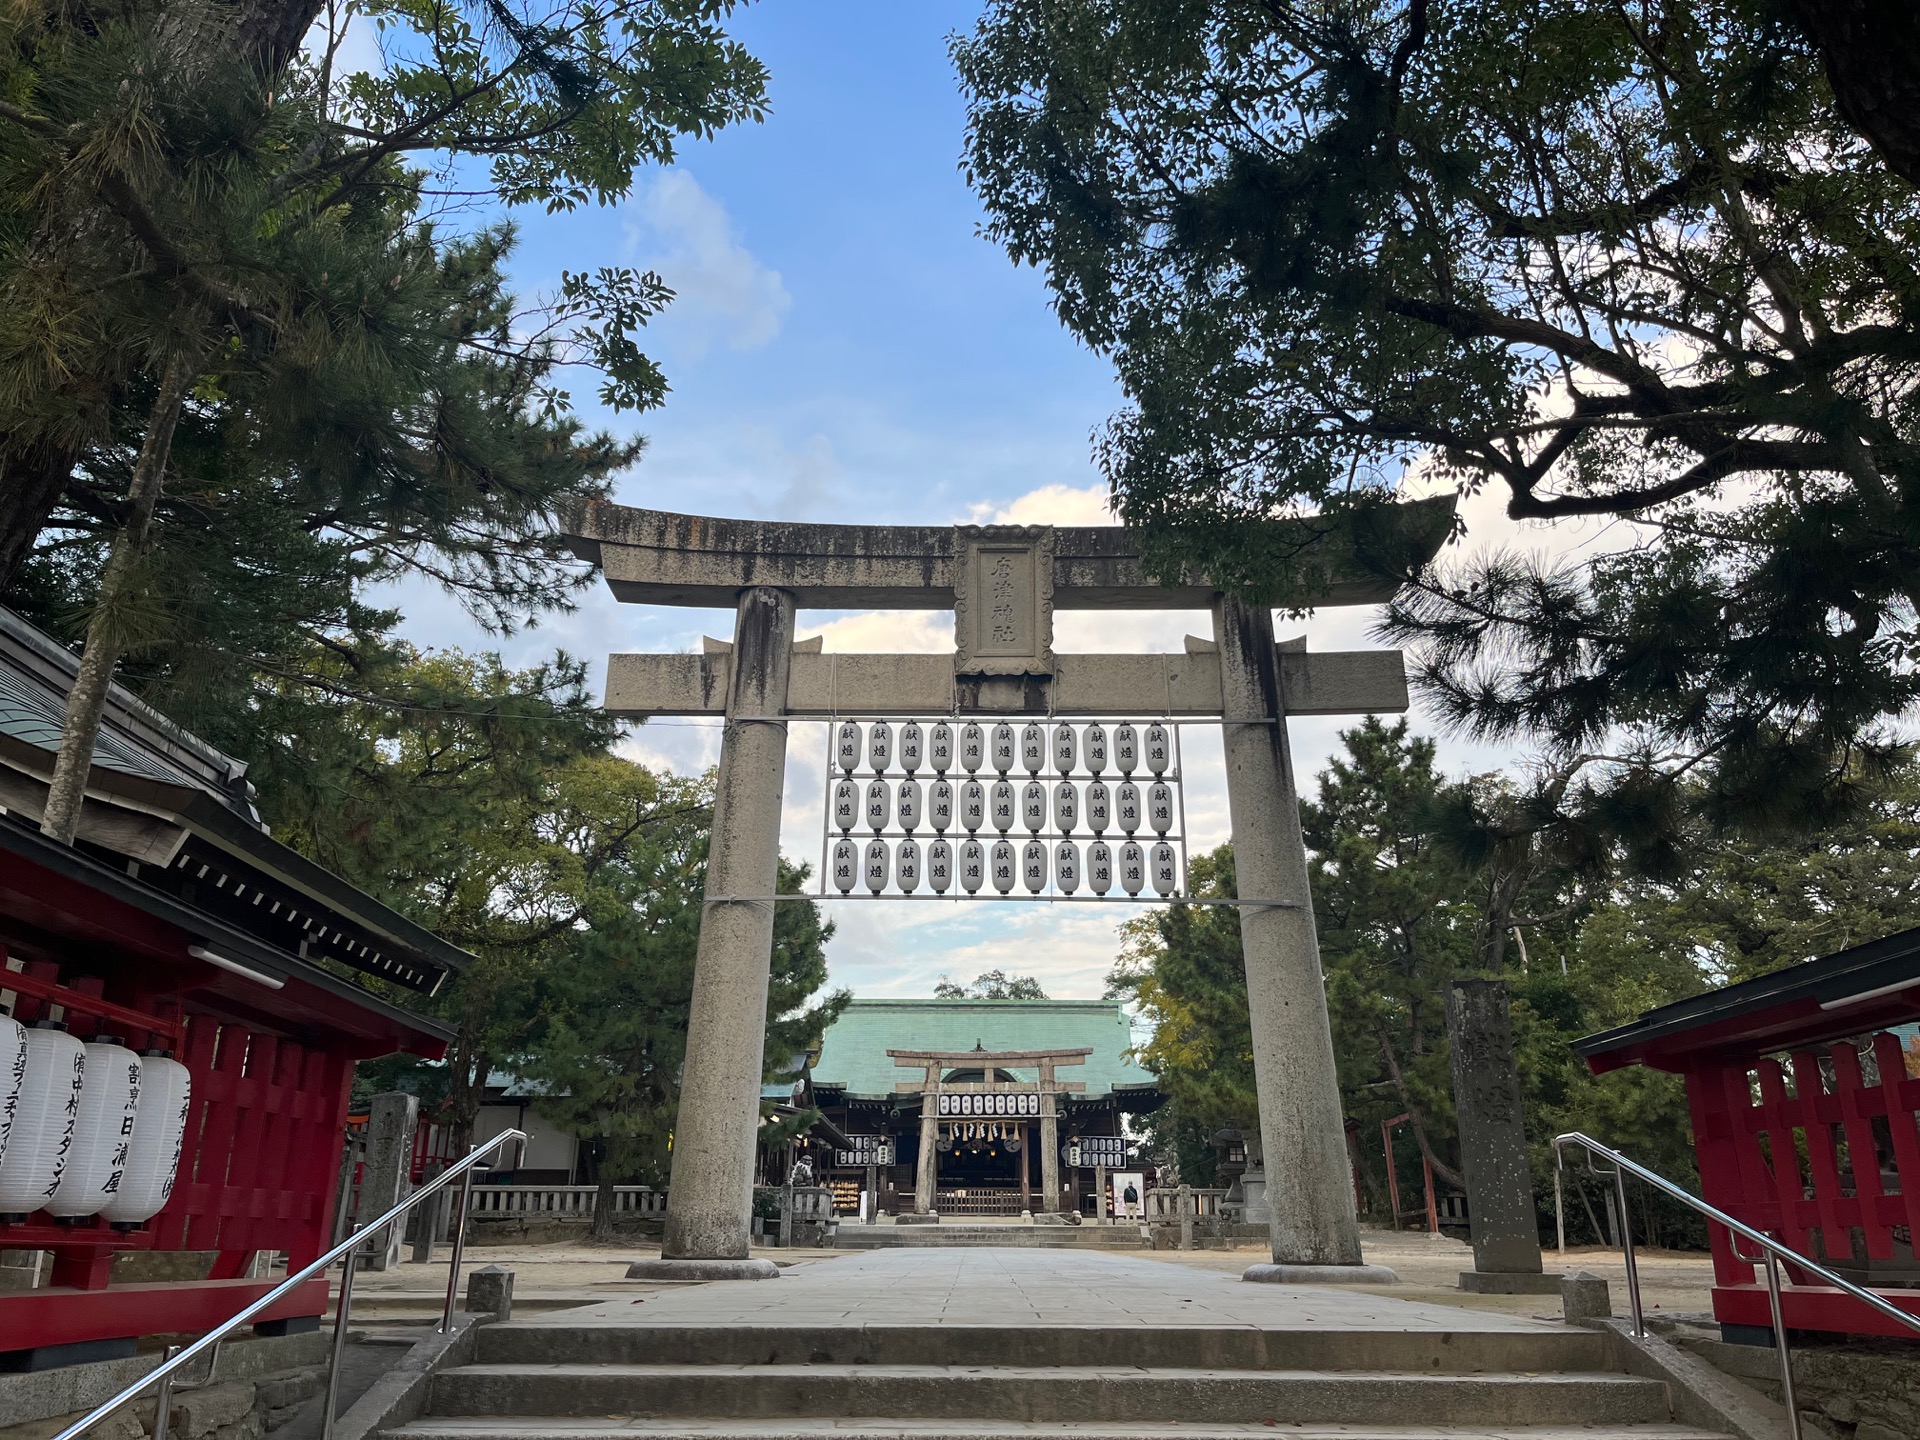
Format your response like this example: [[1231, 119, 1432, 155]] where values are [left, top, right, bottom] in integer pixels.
[[933, 969, 1049, 1000], [956, 1, 1920, 830]]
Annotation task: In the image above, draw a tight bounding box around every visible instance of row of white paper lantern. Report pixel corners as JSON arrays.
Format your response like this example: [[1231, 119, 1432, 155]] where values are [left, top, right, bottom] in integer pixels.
[[831, 836, 1179, 896], [0, 1018, 191, 1224], [836, 720, 1171, 778], [834, 775, 1177, 837]]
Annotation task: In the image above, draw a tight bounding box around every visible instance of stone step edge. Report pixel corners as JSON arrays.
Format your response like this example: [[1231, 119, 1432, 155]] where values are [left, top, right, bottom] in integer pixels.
[[438, 1363, 1660, 1384], [388, 1425, 1730, 1440]]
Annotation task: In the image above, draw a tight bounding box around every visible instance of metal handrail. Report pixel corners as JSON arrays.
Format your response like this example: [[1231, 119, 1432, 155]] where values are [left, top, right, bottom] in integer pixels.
[[1554, 1131, 1920, 1440], [54, 1128, 528, 1440]]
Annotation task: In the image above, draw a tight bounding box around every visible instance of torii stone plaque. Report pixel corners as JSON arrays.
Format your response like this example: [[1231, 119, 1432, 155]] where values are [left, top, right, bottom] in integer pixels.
[[562, 498, 1450, 1281]]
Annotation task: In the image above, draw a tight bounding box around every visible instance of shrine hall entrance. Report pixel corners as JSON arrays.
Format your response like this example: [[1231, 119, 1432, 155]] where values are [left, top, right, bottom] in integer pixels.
[[932, 1065, 1035, 1214]]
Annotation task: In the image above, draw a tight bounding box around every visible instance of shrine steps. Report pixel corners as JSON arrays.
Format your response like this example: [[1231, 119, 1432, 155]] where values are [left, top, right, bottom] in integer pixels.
[[831, 1223, 1151, 1249]]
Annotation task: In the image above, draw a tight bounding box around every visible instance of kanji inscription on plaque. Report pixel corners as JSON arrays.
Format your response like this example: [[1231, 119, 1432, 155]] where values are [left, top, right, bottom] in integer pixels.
[[953, 525, 1055, 678]]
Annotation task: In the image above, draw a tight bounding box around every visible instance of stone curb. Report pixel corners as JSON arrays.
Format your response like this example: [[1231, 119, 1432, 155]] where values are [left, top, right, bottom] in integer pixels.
[[1242, 1263, 1400, 1285], [329, 1315, 480, 1440], [1590, 1316, 1826, 1440], [623, 1259, 780, 1282]]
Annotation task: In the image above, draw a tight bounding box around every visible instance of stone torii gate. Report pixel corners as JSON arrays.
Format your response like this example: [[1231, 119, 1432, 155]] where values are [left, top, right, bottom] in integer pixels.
[[563, 499, 1450, 1281]]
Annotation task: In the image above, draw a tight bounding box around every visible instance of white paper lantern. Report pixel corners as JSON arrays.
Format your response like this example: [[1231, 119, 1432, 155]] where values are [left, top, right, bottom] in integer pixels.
[[1051, 723, 1077, 774], [1113, 723, 1139, 775], [897, 838, 921, 893], [0, 1016, 26, 1164], [865, 779, 889, 831], [1020, 724, 1046, 774], [1021, 840, 1047, 893], [100, 1052, 191, 1226], [832, 779, 859, 832], [1145, 723, 1171, 775], [1148, 781, 1176, 835], [898, 721, 923, 774], [897, 778, 922, 832], [0, 1024, 86, 1219], [831, 838, 858, 893], [835, 721, 862, 773], [929, 780, 954, 834], [1021, 781, 1047, 833], [928, 839, 954, 894], [1083, 724, 1108, 774], [1116, 781, 1143, 834], [990, 723, 1016, 774], [1087, 841, 1114, 895], [961, 779, 986, 833], [1151, 842, 1179, 896], [1053, 781, 1078, 833], [1085, 781, 1111, 835], [929, 723, 954, 774], [867, 721, 893, 773], [46, 1039, 142, 1218], [960, 723, 985, 773], [990, 780, 1017, 833], [1118, 841, 1147, 897], [864, 838, 891, 894], [1054, 841, 1081, 894], [990, 839, 1017, 894], [960, 840, 986, 893]]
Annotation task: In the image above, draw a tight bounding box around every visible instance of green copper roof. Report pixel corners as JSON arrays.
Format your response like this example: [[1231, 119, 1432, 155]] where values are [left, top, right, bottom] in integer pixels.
[[812, 998, 1155, 1100]]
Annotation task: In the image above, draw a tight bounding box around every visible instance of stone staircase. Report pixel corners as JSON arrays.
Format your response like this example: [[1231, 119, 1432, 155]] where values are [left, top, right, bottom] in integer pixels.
[[833, 1221, 1151, 1250], [387, 1311, 1729, 1440]]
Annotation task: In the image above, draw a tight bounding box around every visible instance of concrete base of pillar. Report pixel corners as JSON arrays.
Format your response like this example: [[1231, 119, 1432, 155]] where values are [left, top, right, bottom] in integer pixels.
[[1459, 1269, 1565, 1294], [896, 1213, 940, 1225], [625, 1257, 780, 1281], [1243, 1262, 1401, 1285]]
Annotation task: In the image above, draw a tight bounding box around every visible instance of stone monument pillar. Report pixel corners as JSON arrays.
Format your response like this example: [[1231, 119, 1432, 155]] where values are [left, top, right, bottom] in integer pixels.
[[1215, 597, 1386, 1281], [359, 1092, 417, 1272], [647, 587, 796, 1277], [1446, 979, 1560, 1293]]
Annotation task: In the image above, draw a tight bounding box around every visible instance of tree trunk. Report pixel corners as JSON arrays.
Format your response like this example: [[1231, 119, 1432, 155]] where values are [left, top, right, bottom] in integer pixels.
[[40, 349, 199, 845], [0, 441, 77, 596], [590, 1166, 617, 1240], [1376, 1022, 1466, 1190], [1791, 1, 1920, 189]]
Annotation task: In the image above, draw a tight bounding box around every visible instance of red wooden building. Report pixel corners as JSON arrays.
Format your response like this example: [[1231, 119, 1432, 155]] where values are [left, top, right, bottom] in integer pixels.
[[0, 608, 464, 1367], [1578, 928, 1920, 1340]]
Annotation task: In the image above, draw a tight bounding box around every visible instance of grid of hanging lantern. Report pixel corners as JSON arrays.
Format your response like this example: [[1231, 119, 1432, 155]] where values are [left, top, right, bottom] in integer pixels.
[[821, 719, 1185, 899]]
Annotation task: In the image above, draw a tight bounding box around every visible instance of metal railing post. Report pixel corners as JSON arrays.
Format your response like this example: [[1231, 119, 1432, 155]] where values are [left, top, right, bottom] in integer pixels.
[[1763, 1252, 1802, 1440], [322, 1239, 358, 1440], [440, 1161, 479, 1333], [1611, 1164, 1645, 1337], [150, 1347, 177, 1440]]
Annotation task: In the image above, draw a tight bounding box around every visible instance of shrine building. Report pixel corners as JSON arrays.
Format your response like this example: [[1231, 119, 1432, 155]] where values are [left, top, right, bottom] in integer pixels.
[[800, 998, 1162, 1218]]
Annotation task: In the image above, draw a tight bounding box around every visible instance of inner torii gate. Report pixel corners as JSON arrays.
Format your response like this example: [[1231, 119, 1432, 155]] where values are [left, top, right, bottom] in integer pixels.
[[562, 499, 1451, 1281]]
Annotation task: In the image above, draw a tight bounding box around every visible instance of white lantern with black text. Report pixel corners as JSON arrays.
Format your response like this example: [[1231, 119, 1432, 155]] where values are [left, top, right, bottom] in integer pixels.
[[990, 780, 1016, 832], [865, 780, 888, 831], [991, 723, 1016, 773], [835, 721, 861, 773], [961, 780, 986, 833], [1021, 840, 1047, 893], [990, 840, 1017, 894], [1118, 841, 1147, 897], [1151, 842, 1179, 896], [1083, 723, 1108, 774], [897, 838, 921, 893], [1054, 841, 1080, 894], [1021, 781, 1046, 833], [831, 839, 858, 893], [1020, 723, 1046, 774], [868, 721, 893, 773], [929, 780, 953, 833], [1116, 782, 1142, 834], [101, 1051, 191, 1226], [1087, 841, 1114, 895], [928, 839, 954, 894], [899, 721, 923, 773], [960, 840, 986, 893], [832, 780, 858, 832], [1052, 782, 1077, 833], [1051, 723, 1076, 773], [1148, 781, 1175, 835], [0, 1015, 24, 1160], [0, 1023, 86, 1219], [930, 723, 954, 773], [864, 838, 891, 893], [897, 779, 922, 832], [961, 723, 985, 772], [46, 1037, 142, 1218], [1085, 781, 1110, 834], [1114, 723, 1138, 775], [1145, 723, 1171, 775]]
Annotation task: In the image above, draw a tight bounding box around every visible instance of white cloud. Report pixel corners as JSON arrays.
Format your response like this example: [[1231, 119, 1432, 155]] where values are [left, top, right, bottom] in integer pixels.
[[627, 171, 791, 360], [967, 482, 1117, 527]]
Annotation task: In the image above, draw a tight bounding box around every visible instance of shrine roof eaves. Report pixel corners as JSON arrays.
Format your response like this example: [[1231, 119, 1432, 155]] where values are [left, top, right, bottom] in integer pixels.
[[1574, 923, 1920, 1073], [558, 497, 1456, 611]]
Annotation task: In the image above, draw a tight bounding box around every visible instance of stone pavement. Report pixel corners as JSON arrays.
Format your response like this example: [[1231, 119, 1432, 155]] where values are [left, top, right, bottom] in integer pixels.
[[511, 1246, 1561, 1331]]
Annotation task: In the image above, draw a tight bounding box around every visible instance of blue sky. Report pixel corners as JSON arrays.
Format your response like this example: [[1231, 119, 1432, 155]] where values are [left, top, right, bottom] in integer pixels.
[[381, 1, 1602, 999]]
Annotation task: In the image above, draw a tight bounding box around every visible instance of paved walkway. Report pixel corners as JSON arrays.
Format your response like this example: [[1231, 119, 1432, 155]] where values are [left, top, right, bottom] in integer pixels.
[[514, 1248, 1566, 1333]]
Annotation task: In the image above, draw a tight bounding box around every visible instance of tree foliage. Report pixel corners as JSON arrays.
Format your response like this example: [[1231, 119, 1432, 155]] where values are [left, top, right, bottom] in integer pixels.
[[933, 969, 1050, 1000], [956, 1, 1920, 827]]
